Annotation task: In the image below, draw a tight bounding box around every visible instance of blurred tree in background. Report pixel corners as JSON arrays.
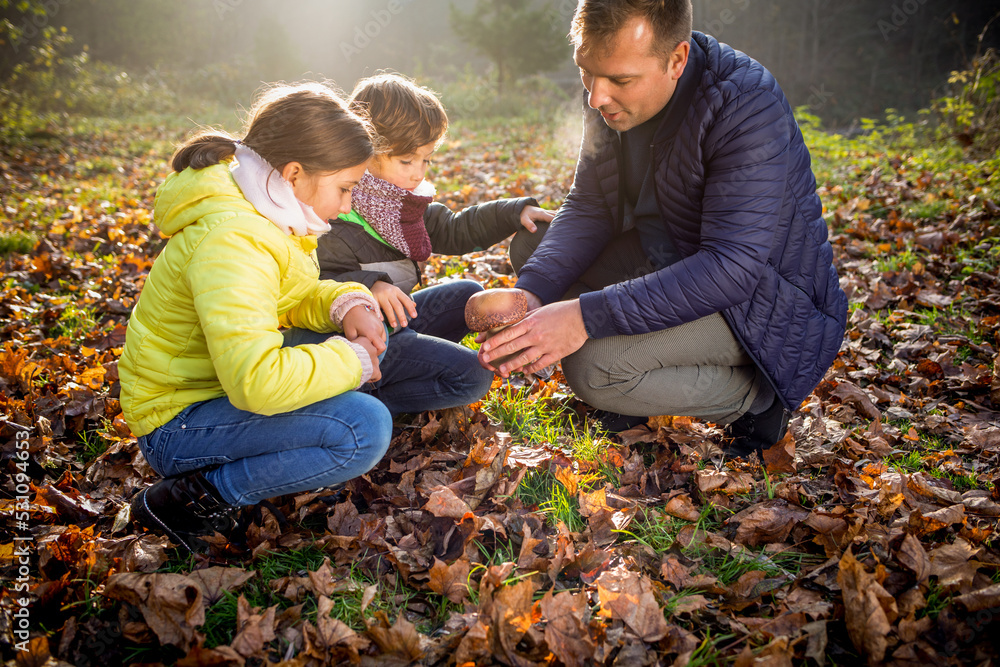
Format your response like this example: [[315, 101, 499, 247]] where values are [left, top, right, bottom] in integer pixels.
[[449, 0, 566, 96]]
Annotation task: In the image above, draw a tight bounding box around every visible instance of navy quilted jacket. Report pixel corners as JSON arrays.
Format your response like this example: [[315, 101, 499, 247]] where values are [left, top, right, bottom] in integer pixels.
[[516, 32, 847, 409]]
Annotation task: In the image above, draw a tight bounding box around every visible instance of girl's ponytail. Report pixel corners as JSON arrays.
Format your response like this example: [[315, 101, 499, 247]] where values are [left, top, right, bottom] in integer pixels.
[[171, 133, 239, 172]]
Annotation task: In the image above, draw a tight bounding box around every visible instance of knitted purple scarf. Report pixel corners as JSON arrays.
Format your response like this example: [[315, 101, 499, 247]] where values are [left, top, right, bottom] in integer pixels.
[[350, 172, 434, 261]]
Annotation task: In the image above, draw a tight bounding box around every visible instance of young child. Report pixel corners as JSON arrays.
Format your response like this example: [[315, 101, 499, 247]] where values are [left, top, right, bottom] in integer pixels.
[[123, 83, 391, 552], [307, 73, 554, 415]]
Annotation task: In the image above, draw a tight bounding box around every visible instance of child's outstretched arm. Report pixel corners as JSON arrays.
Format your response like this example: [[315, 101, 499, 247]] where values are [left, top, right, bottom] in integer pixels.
[[425, 196, 553, 255]]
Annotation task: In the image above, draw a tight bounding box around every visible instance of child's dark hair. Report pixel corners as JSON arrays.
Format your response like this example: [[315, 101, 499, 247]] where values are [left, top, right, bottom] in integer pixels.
[[349, 73, 448, 156], [171, 82, 376, 174]]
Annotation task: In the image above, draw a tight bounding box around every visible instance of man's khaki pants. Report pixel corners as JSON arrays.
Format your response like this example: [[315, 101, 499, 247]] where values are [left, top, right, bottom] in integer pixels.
[[510, 224, 764, 424]]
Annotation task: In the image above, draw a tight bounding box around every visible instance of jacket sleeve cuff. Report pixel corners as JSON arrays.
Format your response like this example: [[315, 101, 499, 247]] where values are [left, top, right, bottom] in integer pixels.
[[579, 290, 620, 339], [512, 196, 539, 213], [329, 293, 379, 328], [329, 335, 374, 387], [515, 273, 564, 306]]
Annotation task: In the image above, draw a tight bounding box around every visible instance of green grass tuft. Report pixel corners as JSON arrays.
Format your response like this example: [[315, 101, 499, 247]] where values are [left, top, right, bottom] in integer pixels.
[[874, 246, 920, 274], [482, 384, 570, 443], [687, 630, 737, 667], [78, 429, 109, 464], [51, 303, 99, 340], [615, 509, 689, 552], [918, 581, 954, 620], [0, 230, 38, 255], [887, 450, 924, 473], [514, 468, 586, 532], [483, 383, 620, 486]]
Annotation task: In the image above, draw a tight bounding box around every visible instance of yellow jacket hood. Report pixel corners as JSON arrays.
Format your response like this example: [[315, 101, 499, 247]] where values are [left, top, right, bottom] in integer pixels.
[[154, 163, 252, 237]]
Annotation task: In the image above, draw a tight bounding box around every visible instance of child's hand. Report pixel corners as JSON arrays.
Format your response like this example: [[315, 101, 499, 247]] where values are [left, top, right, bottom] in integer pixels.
[[519, 205, 555, 233], [353, 336, 383, 382], [341, 304, 387, 353], [371, 280, 418, 329]]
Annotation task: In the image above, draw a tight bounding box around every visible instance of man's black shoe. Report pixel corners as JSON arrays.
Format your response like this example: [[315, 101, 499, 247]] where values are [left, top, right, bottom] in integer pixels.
[[722, 394, 791, 458], [131, 470, 240, 554], [591, 409, 648, 434]]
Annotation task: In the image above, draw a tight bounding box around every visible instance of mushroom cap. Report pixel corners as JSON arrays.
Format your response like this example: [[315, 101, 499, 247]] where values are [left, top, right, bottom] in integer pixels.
[[465, 288, 528, 332]]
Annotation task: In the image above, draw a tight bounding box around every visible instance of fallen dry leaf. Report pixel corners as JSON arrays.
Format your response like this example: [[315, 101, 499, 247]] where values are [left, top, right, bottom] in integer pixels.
[[455, 621, 491, 666], [186, 567, 255, 605], [540, 590, 594, 667], [837, 550, 898, 665], [366, 610, 424, 662], [896, 533, 931, 583], [762, 432, 797, 474], [427, 557, 471, 603], [928, 539, 982, 593], [695, 469, 754, 495], [490, 578, 540, 666], [829, 380, 881, 420], [103, 572, 206, 649], [229, 595, 277, 658], [954, 582, 1000, 612], [423, 486, 473, 519], [662, 492, 701, 522], [175, 645, 246, 666], [727, 499, 809, 546], [301, 596, 369, 663], [596, 569, 669, 642]]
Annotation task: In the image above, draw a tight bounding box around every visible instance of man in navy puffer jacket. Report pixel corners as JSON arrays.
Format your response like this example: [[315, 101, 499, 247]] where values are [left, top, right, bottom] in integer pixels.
[[479, 0, 847, 454]]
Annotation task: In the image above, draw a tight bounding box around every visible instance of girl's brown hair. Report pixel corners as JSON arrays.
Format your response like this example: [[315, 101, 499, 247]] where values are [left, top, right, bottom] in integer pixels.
[[348, 73, 448, 156], [171, 81, 377, 174]]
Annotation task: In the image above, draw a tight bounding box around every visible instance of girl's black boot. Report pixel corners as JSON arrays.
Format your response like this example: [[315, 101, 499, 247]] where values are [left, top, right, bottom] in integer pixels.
[[131, 470, 239, 553]]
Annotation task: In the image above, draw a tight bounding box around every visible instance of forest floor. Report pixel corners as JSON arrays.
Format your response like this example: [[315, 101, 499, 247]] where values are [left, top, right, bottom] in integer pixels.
[[1, 111, 999, 666]]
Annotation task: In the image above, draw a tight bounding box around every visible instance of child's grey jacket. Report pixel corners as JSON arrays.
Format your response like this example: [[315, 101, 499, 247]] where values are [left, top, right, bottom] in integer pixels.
[[317, 197, 538, 294]]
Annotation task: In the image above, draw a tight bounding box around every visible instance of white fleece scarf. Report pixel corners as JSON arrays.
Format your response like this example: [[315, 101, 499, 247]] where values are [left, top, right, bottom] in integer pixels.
[[230, 144, 331, 237]]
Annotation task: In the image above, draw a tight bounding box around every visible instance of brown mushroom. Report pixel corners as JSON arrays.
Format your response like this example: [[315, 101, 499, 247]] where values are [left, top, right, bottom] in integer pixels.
[[465, 288, 528, 368]]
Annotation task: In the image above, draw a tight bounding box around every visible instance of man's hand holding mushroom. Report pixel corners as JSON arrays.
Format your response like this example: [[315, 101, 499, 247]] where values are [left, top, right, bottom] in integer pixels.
[[468, 288, 589, 377]]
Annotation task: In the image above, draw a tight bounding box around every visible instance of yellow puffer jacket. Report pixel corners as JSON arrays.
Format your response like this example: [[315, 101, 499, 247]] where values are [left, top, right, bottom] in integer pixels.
[[119, 163, 372, 437]]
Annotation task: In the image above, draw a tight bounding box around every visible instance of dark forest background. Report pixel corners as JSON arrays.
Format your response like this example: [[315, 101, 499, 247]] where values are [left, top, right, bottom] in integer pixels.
[[1, 0, 999, 129]]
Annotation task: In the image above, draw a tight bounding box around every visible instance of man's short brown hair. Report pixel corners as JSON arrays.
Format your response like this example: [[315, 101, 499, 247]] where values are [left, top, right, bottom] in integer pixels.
[[570, 0, 693, 62], [349, 73, 448, 156]]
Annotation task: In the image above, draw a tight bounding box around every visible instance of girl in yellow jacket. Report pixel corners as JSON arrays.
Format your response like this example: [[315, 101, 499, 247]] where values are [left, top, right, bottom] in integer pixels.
[[121, 83, 391, 553]]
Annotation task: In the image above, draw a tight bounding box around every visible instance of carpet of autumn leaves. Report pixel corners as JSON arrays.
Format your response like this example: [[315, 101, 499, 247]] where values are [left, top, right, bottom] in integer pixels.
[[1, 113, 1000, 667]]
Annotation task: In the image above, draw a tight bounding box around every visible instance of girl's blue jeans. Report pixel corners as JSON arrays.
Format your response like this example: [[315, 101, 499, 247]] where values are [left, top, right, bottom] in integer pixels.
[[283, 279, 495, 416], [136, 391, 392, 506]]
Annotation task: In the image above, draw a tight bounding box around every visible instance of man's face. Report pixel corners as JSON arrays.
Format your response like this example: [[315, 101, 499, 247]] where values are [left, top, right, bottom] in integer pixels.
[[575, 16, 690, 132]]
